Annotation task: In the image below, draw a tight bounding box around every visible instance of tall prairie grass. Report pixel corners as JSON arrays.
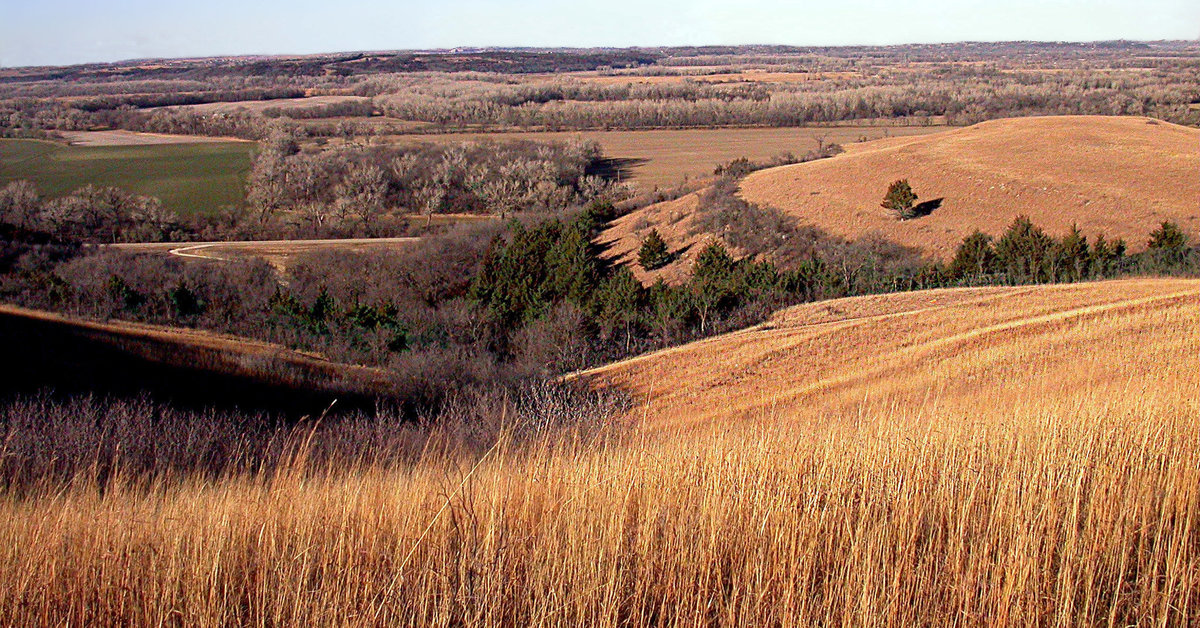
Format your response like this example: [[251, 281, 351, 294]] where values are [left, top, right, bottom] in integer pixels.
[[1, 282, 1196, 626]]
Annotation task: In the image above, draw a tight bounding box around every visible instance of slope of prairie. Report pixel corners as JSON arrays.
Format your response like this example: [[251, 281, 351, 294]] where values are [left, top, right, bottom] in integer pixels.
[[598, 191, 725, 285], [575, 278, 1199, 429], [2, 279, 1197, 625], [0, 304, 392, 414], [739, 116, 1200, 258]]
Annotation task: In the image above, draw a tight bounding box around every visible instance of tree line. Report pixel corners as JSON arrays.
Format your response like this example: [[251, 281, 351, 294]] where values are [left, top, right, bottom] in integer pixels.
[[0, 185, 1195, 415], [0, 134, 620, 242]]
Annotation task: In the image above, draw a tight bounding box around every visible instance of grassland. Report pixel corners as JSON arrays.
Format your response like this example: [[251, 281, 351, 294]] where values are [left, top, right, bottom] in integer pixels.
[[384, 125, 944, 189], [165, 94, 371, 115], [0, 138, 254, 216], [57, 130, 247, 147], [1, 278, 1195, 625], [599, 190, 711, 285], [738, 116, 1200, 259], [0, 303, 392, 414]]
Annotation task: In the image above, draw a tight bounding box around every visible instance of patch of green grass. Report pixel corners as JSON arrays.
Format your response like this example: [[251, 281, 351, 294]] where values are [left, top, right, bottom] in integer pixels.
[[0, 139, 255, 217]]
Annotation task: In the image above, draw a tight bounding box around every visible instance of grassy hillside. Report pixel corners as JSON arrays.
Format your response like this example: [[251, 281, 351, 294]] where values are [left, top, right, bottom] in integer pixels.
[[0, 304, 392, 415], [2, 278, 1196, 624], [576, 278, 1198, 427], [0, 138, 253, 216], [738, 116, 1200, 258]]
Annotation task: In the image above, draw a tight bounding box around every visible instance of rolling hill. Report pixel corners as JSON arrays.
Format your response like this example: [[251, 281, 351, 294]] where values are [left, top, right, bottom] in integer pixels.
[[0, 304, 393, 414], [737, 116, 1199, 259], [573, 278, 1199, 429]]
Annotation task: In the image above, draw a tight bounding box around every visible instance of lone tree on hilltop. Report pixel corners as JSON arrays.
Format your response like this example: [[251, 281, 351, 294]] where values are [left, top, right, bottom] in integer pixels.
[[638, 229, 672, 270], [882, 179, 919, 219]]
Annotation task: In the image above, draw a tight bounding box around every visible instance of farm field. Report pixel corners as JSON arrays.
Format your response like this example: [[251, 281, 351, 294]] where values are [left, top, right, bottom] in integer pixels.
[[739, 115, 1200, 258], [161, 94, 372, 115], [57, 130, 248, 147], [2, 278, 1195, 624], [384, 125, 946, 189], [0, 138, 254, 216]]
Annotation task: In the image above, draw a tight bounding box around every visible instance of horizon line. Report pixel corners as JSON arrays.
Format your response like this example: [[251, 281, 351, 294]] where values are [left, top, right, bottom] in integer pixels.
[[5, 38, 1198, 71]]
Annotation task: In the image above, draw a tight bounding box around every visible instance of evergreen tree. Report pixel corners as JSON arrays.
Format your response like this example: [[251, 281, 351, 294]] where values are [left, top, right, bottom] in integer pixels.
[[1090, 234, 1115, 277], [995, 215, 1055, 283], [595, 267, 643, 351], [1147, 221, 1189, 251], [167, 283, 202, 318], [881, 179, 918, 219], [691, 242, 739, 333], [637, 229, 672, 270], [1144, 221, 1191, 270], [949, 231, 997, 279], [1053, 224, 1090, 282]]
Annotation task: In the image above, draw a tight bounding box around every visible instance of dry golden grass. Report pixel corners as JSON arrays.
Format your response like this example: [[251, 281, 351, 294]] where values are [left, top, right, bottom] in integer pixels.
[[2, 278, 1196, 625], [57, 130, 250, 147], [164, 94, 371, 115], [598, 190, 728, 285], [384, 125, 944, 189], [739, 116, 1200, 259]]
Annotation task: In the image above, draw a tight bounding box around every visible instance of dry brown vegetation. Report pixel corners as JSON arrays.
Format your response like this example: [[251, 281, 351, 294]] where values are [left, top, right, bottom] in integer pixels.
[[164, 94, 372, 116], [599, 190, 716, 284], [384, 125, 941, 189], [569, 69, 861, 85], [111, 236, 424, 272], [739, 115, 1200, 259], [2, 278, 1196, 625], [57, 130, 250, 146]]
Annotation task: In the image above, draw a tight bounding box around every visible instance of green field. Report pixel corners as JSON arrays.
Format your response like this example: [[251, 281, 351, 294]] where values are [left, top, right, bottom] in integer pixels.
[[0, 139, 254, 216]]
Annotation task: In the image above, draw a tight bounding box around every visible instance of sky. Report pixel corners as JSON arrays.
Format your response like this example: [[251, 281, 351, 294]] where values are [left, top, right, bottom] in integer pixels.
[[2, 0, 1198, 67]]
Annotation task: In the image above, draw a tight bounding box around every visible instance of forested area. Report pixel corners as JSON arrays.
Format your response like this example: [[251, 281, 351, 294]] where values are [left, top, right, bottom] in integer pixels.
[[2, 174, 1195, 415], [0, 41, 1196, 418], [3, 42, 1197, 141], [0, 134, 617, 241]]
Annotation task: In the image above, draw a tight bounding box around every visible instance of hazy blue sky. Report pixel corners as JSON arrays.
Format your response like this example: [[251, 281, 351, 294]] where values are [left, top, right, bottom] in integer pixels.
[[2, 0, 1197, 67]]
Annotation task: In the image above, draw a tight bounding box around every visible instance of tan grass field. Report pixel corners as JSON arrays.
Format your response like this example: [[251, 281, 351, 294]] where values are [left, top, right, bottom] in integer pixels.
[[164, 94, 370, 115], [739, 115, 1200, 259], [384, 125, 945, 189], [2, 278, 1196, 625], [58, 130, 251, 146]]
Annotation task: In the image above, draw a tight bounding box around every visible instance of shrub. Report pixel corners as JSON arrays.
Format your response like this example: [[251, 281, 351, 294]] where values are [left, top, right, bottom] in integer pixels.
[[881, 179, 918, 220]]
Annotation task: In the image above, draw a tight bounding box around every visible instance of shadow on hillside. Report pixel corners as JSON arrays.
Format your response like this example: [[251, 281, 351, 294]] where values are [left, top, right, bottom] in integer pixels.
[[0, 310, 390, 418], [911, 197, 944, 218], [588, 157, 647, 183]]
